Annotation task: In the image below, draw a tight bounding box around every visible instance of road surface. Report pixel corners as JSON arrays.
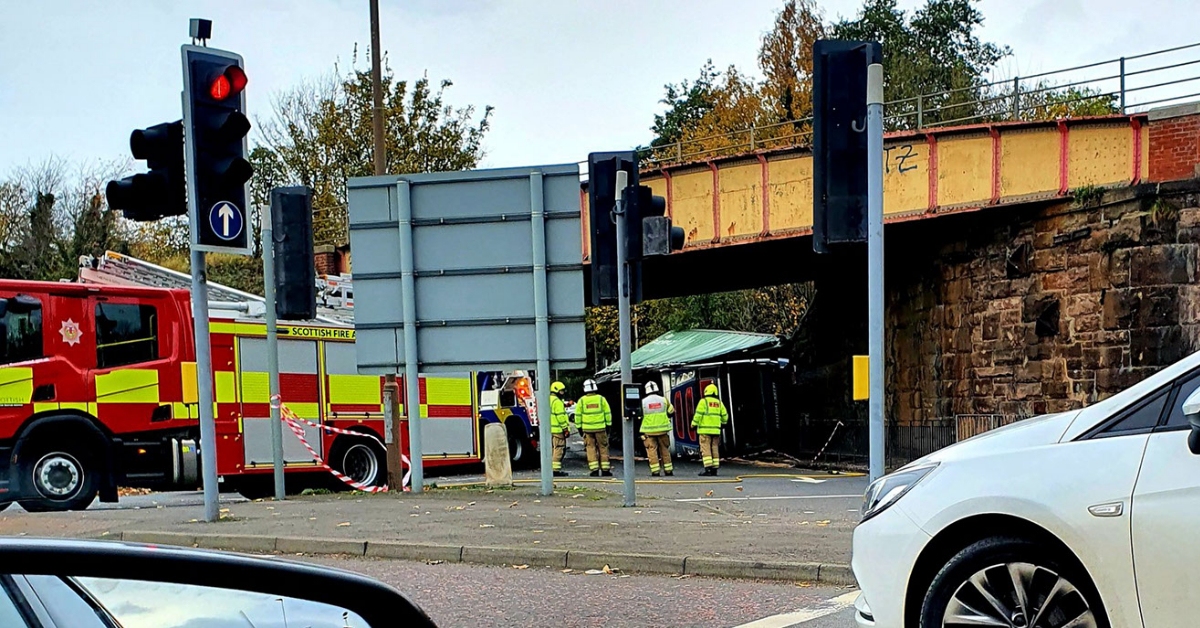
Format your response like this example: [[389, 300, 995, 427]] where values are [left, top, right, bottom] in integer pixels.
[[298, 554, 859, 628]]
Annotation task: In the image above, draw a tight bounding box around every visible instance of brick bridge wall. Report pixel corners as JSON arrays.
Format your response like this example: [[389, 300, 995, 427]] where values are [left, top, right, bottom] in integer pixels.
[[887, 178, 1200, 424]]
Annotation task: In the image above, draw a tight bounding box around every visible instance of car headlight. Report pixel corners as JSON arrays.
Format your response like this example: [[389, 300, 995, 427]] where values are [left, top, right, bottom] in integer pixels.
[[861, 462, 938, 521]]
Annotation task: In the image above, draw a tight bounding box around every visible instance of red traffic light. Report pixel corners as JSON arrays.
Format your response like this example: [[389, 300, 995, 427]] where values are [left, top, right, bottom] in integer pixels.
[[209, 66, 248, 101]]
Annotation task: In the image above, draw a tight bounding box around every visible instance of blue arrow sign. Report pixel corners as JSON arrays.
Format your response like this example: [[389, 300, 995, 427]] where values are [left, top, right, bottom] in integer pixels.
[[208, 201, 244, 241]]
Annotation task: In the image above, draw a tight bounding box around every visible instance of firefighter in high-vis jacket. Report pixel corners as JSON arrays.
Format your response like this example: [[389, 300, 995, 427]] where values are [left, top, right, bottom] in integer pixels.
[[549, 381, 571, 477], [640, 381, 674, 476], [577, 379, 613, 476], [691, 383, 729, 476]]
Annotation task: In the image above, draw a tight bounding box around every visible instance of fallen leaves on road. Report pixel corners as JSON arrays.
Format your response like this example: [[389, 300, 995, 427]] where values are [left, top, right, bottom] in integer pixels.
[[705, 490, 714, 497], [426, 560, 444, 565], [308, 517, 317, 521], [675, 574, 692, 580], [337, 522, 351, 527], [571, 494, 583, 499], [609, 522, 619, 526], [799, 521, 809, 525], [512, 564, 529, 570], [118, 487, 153, 497], [509, 501, 519, 508], [797, 582, 813, 588], [816, 520, 831, 527], [567, 520, 576, 524], [584, 569, 605, 575], [219, 508, 229, 513], [468, 501, 476, 506], [561, 569, 573, 573], [735, 486, 744, 491], [479, 524, 495, 528]]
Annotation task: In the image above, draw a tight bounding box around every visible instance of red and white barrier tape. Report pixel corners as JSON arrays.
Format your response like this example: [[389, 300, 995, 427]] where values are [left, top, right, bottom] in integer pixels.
[[271, 394, 409, 492]]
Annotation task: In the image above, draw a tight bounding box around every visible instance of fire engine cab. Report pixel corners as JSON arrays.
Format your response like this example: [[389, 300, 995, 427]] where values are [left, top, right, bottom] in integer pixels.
[[0, 253, 493, 511]]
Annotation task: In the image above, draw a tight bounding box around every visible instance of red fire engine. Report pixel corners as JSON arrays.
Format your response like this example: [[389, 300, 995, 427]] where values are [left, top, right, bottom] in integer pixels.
[[0, 278, 481, 512]]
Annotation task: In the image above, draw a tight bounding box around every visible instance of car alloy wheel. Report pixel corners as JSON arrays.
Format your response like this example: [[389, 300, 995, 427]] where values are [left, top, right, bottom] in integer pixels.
[[943, 562, 1096, 628]]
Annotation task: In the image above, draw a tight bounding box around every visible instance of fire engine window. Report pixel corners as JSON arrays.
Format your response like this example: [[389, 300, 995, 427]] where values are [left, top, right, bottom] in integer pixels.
[[95, 303, 158, 368], [0, 296, 43, 365]]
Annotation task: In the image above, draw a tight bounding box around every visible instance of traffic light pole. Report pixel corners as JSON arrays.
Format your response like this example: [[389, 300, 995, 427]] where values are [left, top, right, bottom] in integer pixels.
[[261, 221, 286, 501], [866, 63, 886, 483], [190, 250, 221, 522], [614, 170, 636, 507]]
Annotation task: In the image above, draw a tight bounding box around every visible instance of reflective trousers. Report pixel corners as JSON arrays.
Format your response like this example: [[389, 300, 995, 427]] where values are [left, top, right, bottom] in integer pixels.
[[583, 430, 610, 471], [643, 433, 673, 473], [699, 433, 720, 468], [551, 432, 567, 471]]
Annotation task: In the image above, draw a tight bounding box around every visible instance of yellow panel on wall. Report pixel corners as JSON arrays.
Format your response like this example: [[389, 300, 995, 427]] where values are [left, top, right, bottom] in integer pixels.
[[1000, 127, 1059, 199], [937, 134, 993, 207], [669, 167, 715, 245], [768, 155, 813, 232], [1068, 124, 1131, 189], [883, 139, 929, 215], [718, 163, 763, 238]]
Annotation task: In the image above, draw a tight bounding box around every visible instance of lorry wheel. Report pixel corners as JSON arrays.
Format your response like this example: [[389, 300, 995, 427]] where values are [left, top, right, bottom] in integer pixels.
[[19, 449, 98, 512], [334, 439, 385, 487]]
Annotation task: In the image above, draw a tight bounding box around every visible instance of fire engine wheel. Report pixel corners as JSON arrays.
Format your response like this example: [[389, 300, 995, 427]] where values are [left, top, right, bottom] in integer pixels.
[[330, 436, 385, 488], [506, 421, 532, 468], [19, 450, 97, 512], [339, 443, 382, 486]]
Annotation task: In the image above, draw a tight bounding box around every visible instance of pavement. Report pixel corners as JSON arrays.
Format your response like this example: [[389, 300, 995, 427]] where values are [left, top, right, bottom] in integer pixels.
[[0, 438, 867, 591]]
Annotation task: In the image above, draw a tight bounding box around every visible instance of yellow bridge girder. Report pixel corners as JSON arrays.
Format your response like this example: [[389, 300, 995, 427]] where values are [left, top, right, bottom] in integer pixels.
[[582, 115, 1149, 259]]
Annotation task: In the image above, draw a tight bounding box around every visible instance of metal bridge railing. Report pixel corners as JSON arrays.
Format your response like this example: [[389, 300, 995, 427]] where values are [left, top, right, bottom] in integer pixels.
[[644, 41, 1200, 166]]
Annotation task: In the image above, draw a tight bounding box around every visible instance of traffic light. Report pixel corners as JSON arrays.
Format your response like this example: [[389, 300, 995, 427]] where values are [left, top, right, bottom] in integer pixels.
[[812, 39, 882, 253], [184, 46, 253, 253], [587, 151, 638, 306], [105, 121, 186, 221], [633, 185, 683, 257], [270, 186, 316, 321]]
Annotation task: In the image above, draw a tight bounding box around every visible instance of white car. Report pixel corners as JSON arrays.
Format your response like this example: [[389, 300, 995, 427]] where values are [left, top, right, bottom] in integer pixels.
[[852, 350, 1200, 628]]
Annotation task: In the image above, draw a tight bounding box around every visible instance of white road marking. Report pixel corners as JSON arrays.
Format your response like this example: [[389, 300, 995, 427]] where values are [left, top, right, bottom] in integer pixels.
[[732, 591, 860, 627], [790, 477, 826, 484], [675, 494, 859, 503]]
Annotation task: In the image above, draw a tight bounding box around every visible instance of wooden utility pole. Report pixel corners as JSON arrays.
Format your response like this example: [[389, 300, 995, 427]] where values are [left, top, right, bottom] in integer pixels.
[[369, 0, 404, 491]]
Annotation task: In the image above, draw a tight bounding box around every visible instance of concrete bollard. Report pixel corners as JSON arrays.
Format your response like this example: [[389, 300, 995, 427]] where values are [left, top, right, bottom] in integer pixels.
[[483, 423, 513, 487]]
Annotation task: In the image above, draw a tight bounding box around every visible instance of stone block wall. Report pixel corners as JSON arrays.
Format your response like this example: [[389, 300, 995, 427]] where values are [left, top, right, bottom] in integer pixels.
[[887, 179, 1200, 425]]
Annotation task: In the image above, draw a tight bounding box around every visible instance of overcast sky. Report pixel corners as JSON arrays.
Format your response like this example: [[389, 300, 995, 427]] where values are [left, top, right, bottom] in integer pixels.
[[1, 0, 1196, 176]]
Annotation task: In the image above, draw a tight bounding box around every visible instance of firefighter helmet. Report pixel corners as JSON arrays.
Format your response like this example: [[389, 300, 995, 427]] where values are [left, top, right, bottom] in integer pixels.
[[550, 381, 566, 395], [645, 381, 659, 395], [583, 379, 598, 393], [704, 383, 719, 397]]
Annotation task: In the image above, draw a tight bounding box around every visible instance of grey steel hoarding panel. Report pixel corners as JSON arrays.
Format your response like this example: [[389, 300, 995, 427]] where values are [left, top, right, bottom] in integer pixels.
[[348, 164, 586, 374]]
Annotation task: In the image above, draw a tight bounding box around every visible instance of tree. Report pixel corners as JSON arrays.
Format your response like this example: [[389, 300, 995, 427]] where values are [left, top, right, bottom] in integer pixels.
[[650, 61, 720, 149], [832, 0, 1009, 129], [257, 47, 493, 246], [758, 0, 825, 127], [0, 159, 130, 282]]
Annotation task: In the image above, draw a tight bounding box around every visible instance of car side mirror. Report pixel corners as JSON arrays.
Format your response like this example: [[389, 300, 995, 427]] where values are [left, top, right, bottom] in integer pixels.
[[1182, 388, 1200, 455], [0, 538, 436, 627]]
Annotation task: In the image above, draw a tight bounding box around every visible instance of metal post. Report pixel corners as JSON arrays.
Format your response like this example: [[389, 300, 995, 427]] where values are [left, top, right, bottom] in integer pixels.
[[749, 125, 756, 150], [1011, 76, 1020, 120], [397, 180, 424, 492], [1119, 57, 1127, 114], [190, 250, 220, 522], [614, 169, 636, 507], [916, 94, 923, 130], [262, 221, 285, 501], [867, 63, 886, 483], [530, 172, 554, 496]]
